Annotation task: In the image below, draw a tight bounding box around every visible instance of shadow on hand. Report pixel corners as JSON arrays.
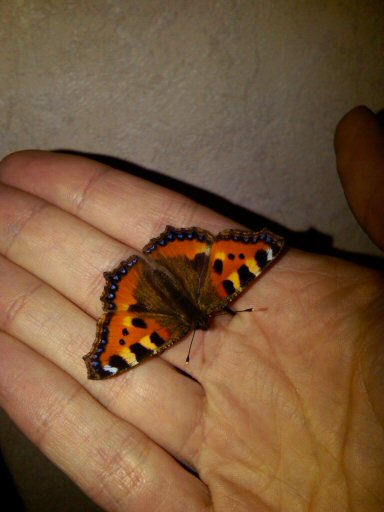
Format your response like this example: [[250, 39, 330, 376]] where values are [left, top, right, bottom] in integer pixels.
[[55, 150, 384, 271]]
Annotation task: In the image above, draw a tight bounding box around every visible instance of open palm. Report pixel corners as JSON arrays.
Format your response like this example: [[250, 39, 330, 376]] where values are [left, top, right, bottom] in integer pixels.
[[0, 107, 383, 511]]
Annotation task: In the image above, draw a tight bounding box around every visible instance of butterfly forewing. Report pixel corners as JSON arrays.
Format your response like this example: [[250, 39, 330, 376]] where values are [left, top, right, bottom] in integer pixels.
[[200, 228, 284, 314], [85, 311, 189, 379]]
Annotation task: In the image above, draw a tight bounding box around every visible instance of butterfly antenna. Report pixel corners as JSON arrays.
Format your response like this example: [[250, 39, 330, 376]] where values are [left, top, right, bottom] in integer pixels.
[[186, 329, 196, 365]]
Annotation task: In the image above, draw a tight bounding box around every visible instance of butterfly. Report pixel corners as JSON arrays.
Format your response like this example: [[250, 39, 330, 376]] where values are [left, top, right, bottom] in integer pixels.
[[84, 225, 284, 379]]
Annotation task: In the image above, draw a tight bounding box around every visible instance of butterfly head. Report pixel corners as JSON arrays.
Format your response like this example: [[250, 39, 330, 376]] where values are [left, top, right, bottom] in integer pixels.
[[195, 314, 210, 331]]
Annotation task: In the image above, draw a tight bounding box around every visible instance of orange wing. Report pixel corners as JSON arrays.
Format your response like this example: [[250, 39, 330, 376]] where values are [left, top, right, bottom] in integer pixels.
[[84, 254, 190, 379], [84, 311, 189, 379], [200, 228, 284, 314], [143, 226, 214, 305]]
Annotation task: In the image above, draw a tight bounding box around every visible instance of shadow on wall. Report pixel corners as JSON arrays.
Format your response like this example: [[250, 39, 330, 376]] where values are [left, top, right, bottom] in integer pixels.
[[56, 150, 384, 271]]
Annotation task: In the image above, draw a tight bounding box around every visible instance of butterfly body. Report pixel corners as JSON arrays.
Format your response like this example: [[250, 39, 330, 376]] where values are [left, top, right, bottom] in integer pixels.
[[84, 226, 284, 380]]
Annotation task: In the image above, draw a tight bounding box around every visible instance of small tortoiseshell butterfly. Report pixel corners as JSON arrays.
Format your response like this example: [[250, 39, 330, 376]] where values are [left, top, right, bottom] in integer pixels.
[[84, 226, 284, 379]]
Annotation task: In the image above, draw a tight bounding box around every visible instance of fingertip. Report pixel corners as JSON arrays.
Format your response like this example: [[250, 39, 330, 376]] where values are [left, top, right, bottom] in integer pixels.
[[334, 106, 384, 251], [334, 106, 377, 154]]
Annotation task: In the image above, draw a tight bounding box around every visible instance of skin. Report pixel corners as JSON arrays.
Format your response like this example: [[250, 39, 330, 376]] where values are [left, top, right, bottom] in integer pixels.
[[0, 106, 383, 511]]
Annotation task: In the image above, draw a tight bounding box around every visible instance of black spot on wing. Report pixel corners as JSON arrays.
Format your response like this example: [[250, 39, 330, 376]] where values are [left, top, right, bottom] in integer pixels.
[[228, 253, 235, 260], [109, 355, 129, 370], [213, 258, 223, 275], [222, 279, 236, 295], [128, 302, 149, 313], [255, 249, 268, 268], [130, 343, 153, 362], [238, 264, 255, 286], [132, 318, 147, 328], [150, 331, 166, 347], [122, 328, 129, 336]]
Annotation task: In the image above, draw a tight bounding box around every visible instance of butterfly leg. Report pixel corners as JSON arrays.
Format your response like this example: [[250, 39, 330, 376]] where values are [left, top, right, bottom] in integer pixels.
[[224, 306, 254, 315]]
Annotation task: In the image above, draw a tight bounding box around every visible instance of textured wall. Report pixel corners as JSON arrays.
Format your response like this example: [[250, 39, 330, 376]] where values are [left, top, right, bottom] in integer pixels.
[[1, 1, 383, 255]]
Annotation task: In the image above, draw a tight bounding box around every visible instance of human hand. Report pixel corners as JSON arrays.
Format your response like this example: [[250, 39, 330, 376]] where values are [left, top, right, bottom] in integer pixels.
[[0, 110, 383, 511]]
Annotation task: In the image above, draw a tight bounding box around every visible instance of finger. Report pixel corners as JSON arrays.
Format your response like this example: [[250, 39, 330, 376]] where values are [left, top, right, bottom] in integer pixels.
[[0, 332, 210, 512], [0, 182, 129, 317], [0, 150, 231, 248], [335, 106, 384, 251], [0, 255, 205, 468]]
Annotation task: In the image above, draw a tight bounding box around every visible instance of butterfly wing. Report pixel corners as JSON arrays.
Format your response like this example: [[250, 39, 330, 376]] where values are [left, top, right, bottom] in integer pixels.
[[84, 255, 190, 379], [143, 225, 283, 316], [143, 226, 215, 305], [199, 228, 284, 314], [85, 311, 189, 379]]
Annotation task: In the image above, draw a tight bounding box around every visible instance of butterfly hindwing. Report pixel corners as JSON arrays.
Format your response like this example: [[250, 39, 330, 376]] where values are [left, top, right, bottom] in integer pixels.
[[102, 254, 188, 317], [143, 226, 215, 304], [101, 255, 145, 312]]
